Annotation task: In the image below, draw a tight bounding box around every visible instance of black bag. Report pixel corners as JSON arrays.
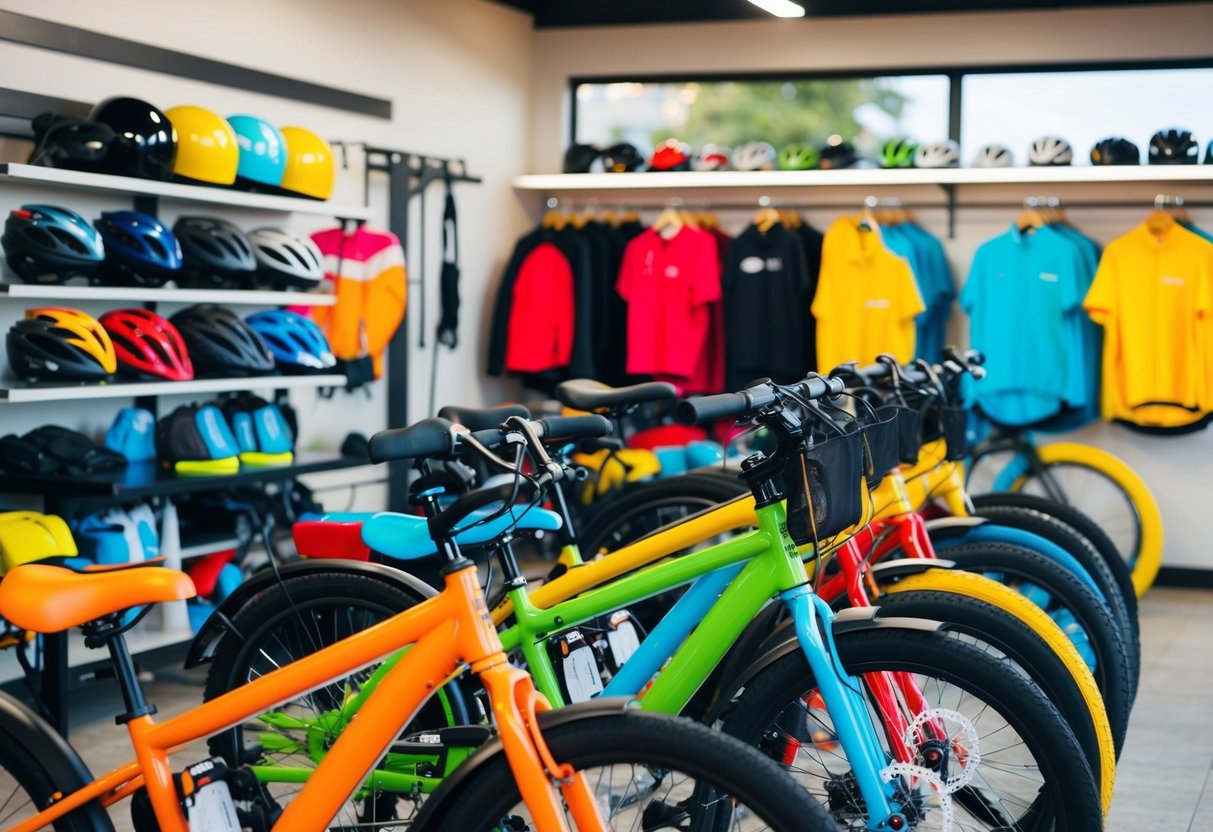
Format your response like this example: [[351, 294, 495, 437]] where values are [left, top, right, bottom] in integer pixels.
[[863, 407, 902, 488], [17, 425, 125, 475], [784, 428, 865, 545]]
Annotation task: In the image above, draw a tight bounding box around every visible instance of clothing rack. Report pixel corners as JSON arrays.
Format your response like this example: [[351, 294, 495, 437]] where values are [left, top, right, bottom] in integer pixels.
[[329, 141, 483, 511]]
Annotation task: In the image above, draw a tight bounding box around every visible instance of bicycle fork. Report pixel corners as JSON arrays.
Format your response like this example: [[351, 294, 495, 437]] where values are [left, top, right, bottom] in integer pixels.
[[781, 586, 907, 831]]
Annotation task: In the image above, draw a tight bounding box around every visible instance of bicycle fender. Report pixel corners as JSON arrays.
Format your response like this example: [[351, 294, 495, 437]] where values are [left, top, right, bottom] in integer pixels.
[[869, 559, 959, 581], [183, 559, 437, 668], [921, 516, 987, 538], [0, 690, 116, 830], [409, 698, 635, 831], [711, 611, 943, 721]]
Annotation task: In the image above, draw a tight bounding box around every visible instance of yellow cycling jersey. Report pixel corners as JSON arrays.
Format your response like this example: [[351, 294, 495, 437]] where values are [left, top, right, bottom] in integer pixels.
[[812, 216, 925, 372], [1083, 220, 1213, 426]]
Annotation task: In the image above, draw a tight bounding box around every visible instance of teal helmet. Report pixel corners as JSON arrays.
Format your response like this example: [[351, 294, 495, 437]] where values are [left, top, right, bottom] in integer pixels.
[[777, 143, 819, 171], [227, 115, 287, 187], [880, 137, 918, 169]]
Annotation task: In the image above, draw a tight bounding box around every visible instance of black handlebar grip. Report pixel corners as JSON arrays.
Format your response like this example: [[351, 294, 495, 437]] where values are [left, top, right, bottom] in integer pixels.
[[368, 417, 458, 464], [676, 391, 754, 425], [435, 403, 531, 433], [534, 414, 614, 441], [794, 375, 845, 399]]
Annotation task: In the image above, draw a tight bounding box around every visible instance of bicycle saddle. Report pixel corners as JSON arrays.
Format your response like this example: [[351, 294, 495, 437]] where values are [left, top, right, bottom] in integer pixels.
[[0, 562, 195, 633], [436, 403, 530, 432], [556, 379, 677, 413]]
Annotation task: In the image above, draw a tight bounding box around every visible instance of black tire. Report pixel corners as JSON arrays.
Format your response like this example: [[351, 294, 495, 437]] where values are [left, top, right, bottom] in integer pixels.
[[937, 542, 1132, 754], [0, 738, 107, 830], [423, 710, 835, 832], [721, 627, 1102, 831], [873, 589, 1110, 779], [203, 572, 436, 828], [970, 492, 1139, 631]]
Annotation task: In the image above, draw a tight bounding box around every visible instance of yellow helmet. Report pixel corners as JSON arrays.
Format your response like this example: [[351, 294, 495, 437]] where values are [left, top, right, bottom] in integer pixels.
[[279, 126, 335, 200], [164, 106, 239, 185], [23, 306, 117, 375], [0, 511, 77, 574]]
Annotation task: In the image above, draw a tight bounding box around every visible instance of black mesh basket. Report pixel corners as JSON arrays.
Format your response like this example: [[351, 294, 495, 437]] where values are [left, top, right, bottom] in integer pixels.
[[939, 405, 969, 461], [784, 429, 865, 545], [864, 408, 902, 488]]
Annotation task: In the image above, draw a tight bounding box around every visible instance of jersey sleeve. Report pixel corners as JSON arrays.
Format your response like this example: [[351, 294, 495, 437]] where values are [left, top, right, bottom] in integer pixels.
[[809, 251, 836, 319], [691, 231, 722, 306], [899, 258, 926, 320], [959, 246, 985, 315], [615, 238, 640, 302], [1083, 247, 1118, 325]]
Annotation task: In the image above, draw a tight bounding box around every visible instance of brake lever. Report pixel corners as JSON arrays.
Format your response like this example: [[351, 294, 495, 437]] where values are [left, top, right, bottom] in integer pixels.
[[503, 415, 566, 484]]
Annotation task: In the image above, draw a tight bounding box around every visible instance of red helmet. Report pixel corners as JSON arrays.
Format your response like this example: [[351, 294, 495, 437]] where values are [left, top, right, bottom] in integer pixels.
[[649, 139, 691, 172], [99, 308, 194, 381]]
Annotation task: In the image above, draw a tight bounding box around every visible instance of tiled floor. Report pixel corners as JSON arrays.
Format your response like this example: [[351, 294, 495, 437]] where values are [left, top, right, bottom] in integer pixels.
[[41, 587, 1213, 830]]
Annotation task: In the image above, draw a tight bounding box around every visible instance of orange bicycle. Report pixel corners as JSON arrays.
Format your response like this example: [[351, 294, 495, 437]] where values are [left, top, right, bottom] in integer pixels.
[[0, 415, 830, 832]]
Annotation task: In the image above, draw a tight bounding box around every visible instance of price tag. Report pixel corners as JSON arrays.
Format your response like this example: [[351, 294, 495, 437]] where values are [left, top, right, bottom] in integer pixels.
[[185, 781, 241, 832], [606, 619, 641, 667], [563, 644, 604, 703]]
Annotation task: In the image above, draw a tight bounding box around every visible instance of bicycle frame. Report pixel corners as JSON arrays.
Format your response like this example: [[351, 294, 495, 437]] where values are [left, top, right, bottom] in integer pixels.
[[8, 566, 601, 832]]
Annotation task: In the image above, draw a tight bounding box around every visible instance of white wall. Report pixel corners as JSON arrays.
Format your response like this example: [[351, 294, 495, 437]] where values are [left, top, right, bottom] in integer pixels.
[[527, 4, 1213, 571], [0, 0, 533, 508]]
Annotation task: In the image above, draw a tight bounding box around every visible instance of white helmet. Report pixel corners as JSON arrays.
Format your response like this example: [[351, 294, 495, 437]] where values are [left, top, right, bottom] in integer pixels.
[[1028, 136, 1073, 166], [732, 141, 776, 172], [972, 143, 1014, 168], [692, 144, 732, 172], [915, 140, 960, 169]]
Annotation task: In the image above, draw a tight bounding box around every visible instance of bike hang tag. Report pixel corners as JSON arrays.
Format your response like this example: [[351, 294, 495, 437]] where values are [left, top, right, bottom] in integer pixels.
[[605, 610, 642, 670], [550, 628, 604, 703], [180, 758, 241, 832]]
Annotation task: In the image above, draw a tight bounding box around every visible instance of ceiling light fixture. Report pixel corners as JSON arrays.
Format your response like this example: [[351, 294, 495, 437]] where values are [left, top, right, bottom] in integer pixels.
[[746, 0, 806, 18]]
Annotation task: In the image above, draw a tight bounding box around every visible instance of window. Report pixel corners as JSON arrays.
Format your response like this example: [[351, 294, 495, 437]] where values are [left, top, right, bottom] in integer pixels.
[[573, 75, 951, 158], [961, 68, 1213, 165]]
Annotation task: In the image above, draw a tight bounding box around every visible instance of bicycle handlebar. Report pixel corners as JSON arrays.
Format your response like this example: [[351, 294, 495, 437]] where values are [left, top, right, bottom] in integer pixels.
[[370, 414, 614, 465], [675, 375, 844, 425]]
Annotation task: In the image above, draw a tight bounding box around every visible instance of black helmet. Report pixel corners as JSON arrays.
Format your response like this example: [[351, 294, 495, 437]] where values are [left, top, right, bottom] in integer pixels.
[[173, 216, 257, 289], [1090, 137, 1140, 166], [1206, 140, 1213, 165], [819, 135, 857, 170], [27, 113, 114, 169], [7, 317, 114, 381], [83, 97, 177, 181], [169, 304, 274, 377], [1148, 129, 1199, 165], [562, 143, 600, 174], [2, 204, 106, 283], [600, 142, 643, 173]]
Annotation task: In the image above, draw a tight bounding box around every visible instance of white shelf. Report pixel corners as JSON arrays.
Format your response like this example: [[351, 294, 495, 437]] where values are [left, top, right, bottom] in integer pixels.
[[0, 373, 346, 403], [0, 626, 193, 685], [514, 166, 1213, 193], [0, 283, 336, 306], [0, 162, 374, 221]]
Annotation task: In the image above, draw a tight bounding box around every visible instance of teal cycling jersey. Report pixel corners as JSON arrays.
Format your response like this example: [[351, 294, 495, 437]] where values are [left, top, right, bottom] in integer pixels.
[[882, 223, 955, 362]]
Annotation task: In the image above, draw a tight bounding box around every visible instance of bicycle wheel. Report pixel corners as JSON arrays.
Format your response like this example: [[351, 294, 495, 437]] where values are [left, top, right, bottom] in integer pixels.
[[721, 627, 1102, 831], [874, 581, 1116, 810], [1015, 444, 1163, 597], [421, 709, 835, 831], [0, 729, 107, 830], [938, 542, 1132, 752], [203, 571, 441, 829]]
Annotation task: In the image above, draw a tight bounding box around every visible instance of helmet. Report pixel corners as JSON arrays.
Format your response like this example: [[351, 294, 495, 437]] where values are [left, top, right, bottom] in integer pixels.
[[8, 306, 116, 380], [156, 403, 240, 474], [649, 139, 691, 172], [245, 310, 336, 372], [915, 140, 960, 169], [247, 228, 325, 289], [972, 143, 1013, 168], [27, 113, 114, 169], [1090, 137, 1140, 166], [164, 106, 239, 185], [777, 143, 819, 171], [173, 216, 257, 288], [1028, 136, 1073, 166], [0, 512, 77, 573], [86, 97, 177, 181], [279, 126, 335, 199], [562, 143, 600, 174], [1148, 128, 1199, 165], [601, 142, 643, 172], [94, 210, 183, 287], [879, 138, 917, 169], [99, 308, 194, 381], [226, 115, 287, 187], [1206, 140, 1213, 165], [819, 136, 857, 170], [170, 304, 274, 376], [104, 407, 157, 463], [2, 204, 105, 283], [732, 141, 777, 172], [693, 144, 732, 171]]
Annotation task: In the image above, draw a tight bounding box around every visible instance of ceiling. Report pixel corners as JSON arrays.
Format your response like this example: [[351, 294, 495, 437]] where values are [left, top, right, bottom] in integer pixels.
[[493, 0, 1204, 28]]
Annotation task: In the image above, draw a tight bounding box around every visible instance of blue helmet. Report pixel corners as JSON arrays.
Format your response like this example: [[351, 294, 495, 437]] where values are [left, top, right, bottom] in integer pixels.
[[227, 115, 287, 187], [94, 210, 182, 287], [245, 309, 336, 372], [2, 204, 105, 283]]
